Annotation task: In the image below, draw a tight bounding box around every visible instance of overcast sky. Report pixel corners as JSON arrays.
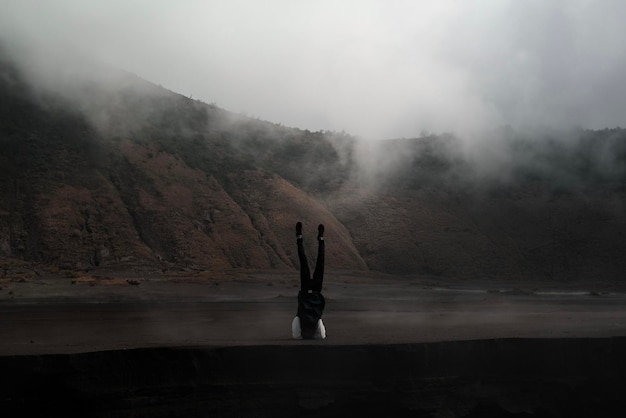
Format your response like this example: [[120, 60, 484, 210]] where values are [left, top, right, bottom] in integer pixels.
[[2, 0, 626, 139]]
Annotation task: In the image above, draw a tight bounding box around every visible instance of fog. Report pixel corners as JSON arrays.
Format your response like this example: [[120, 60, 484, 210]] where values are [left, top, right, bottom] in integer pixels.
[[2, 0, 626, 140]]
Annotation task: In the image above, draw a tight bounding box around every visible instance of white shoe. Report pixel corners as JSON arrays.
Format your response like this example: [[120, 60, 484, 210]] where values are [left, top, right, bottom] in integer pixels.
[[315, 319, 326, 340], [292, 316, 302, 339]]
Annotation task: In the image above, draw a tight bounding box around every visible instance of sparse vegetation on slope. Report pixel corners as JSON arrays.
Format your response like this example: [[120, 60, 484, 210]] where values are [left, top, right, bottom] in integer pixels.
[[0, 49, 361, 273], [1, 46, 625, 282]]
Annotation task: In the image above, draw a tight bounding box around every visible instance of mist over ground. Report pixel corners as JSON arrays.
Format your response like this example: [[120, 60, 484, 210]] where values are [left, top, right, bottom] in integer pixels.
[[3, 1, 626, 189], [2, 0, 626, 140], [2, 31, 625, 197]]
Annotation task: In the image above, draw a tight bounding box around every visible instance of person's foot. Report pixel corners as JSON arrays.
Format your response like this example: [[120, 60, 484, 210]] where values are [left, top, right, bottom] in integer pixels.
[[296, 222, 303, 238], [318, 224, 324, 240]]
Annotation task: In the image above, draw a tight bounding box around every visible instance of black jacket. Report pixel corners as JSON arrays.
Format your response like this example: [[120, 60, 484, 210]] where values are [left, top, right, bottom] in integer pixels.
[[297, 290, 325, 339]]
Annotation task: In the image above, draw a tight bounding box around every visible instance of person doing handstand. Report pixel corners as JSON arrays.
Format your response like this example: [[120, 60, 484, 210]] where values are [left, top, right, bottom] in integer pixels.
[[292, 222, 326, 339]]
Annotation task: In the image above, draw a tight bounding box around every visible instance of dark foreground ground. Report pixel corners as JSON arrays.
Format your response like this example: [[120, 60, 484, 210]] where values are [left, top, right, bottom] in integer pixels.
[[2, 270, 626, 417]]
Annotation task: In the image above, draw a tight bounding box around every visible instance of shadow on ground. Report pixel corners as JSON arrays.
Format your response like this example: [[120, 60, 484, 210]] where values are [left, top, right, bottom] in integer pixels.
[[2, 337, 626, 417]]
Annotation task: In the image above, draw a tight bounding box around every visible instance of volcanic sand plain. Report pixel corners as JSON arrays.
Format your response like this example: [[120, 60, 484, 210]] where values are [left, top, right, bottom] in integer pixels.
[[3, 268, 626, 355]]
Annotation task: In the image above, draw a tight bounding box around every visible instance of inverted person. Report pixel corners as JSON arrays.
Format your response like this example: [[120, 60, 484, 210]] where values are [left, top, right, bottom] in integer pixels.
[[292, 222, 326, 340]]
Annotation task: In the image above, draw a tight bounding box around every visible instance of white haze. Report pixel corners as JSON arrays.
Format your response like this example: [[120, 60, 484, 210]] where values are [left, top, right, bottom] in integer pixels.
[[1, 0, 626, 140]]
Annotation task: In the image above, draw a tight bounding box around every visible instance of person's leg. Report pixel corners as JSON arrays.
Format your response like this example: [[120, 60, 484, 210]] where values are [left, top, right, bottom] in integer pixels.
[[296, 222, 310, 290], [312, 224, 324, 292], [292, 316, 302, 339]]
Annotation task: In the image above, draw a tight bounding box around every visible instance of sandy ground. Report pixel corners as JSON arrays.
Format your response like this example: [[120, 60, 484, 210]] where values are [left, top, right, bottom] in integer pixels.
[[2, 269, 626, 356]]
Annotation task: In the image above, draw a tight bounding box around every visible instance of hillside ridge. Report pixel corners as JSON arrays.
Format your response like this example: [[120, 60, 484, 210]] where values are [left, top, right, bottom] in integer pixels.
[[1, 48, 626, 282]]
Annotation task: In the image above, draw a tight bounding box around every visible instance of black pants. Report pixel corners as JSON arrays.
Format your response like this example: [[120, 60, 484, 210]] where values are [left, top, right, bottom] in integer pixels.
[[298, 236, 324, 292], [296, 236, 325, 338]]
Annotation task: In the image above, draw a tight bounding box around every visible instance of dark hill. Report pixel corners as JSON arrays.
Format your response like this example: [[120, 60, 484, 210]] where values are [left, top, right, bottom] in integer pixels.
[[1, 46, 626, 282], [330, 130, 626, 279], [0, 47, 365, 273]]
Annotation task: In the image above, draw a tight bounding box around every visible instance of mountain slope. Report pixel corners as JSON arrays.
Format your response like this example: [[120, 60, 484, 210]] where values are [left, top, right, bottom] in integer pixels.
[[0, 48, 364, 273], [1, 45, 626, 282], [329, 131, 626, 279]]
